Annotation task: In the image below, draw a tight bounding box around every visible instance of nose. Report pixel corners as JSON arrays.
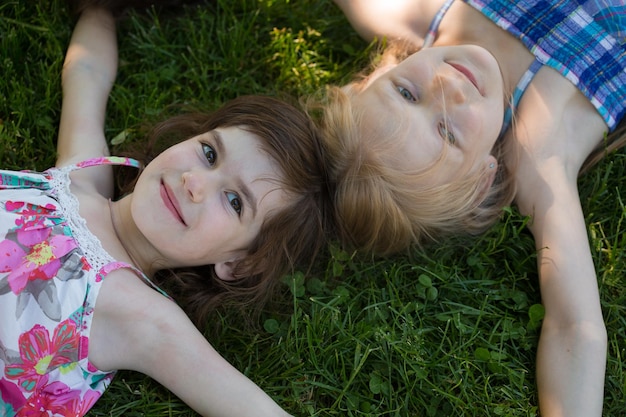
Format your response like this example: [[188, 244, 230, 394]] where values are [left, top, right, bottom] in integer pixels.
[[182, 170, 208, 203], [432, 68, 467, 106]]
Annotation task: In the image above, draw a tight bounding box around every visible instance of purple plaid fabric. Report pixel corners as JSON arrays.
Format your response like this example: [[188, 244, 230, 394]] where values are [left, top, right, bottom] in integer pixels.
[[465, 0, 626, 131]]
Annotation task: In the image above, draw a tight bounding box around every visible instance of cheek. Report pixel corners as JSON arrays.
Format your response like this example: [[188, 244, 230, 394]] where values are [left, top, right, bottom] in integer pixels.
[[464, 104, 497, 144], [194, 212, 240, 246], [487, 97, 505, 128], [153, 144, 190, 169], [484, 103, 504, 142]]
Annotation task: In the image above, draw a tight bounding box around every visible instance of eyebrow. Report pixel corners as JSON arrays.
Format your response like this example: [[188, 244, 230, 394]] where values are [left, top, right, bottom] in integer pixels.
[[212, 130, 225, 157], [213, 130, 258, 220], [371, 78, 403, 111]]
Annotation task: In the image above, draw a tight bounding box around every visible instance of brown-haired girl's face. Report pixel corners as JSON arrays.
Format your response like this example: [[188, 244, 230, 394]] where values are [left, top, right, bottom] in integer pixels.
[[351, 45, 505, 184], [130, 126, 289, 278]]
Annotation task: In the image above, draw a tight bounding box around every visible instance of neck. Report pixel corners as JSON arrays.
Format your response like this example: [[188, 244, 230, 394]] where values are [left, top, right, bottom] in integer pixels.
[[433, 0, 535, 99], [108, 196, 160, 277]]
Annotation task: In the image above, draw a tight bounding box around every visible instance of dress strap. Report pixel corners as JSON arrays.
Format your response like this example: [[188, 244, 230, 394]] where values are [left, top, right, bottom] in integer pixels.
[[70, 156, 142, 170], [423, 0, 455, 48], [421, 0, 544, 137], [96, 261, 172, 299], [500, 58, 543, 136]]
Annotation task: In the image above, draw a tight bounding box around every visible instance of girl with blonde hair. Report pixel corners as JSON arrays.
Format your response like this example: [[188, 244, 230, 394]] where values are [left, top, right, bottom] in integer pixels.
[[313, 1, 626, 416]]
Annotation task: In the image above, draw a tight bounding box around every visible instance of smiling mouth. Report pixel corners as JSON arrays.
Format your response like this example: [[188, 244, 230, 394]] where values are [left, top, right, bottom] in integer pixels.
[[449, 62, 483, 96], [160, 181, 186, 225]]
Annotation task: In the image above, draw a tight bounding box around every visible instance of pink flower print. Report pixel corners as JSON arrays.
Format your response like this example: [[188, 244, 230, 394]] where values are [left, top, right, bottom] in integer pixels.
[[0, 377, 27, 413], [79, 256, 91, 272], [64, 389, 101, 417], [16, 376, 80, 417], [0, 228, 77, 294], [5, 201, 25, 212], [5, 321, 80, 393], [75, 156, 141, 170], [77, 335, 88, 359], [6, 201, 56, 219]]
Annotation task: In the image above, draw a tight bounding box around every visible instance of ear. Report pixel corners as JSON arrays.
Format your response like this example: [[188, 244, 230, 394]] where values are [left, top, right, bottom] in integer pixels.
[[214, 261, 238, 282], [477, 155, 498, 203], [214, 251, 263, 282]]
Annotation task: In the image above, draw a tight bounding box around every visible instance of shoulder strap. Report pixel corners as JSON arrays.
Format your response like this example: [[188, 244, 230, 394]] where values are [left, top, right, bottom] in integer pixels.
[[96, 261, 172, 299], [500, 58, 543, 135], [423, 0, 455, 48], [70, 156, 142, 170]]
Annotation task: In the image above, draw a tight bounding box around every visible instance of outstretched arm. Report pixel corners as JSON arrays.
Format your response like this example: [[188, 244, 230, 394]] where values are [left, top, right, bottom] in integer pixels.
[[146, 304, 292, 417], [90, 272, 292, 417], [518, 170, 607, 417], [57, 7, 117, 195], [332, 0, 427, 45], [512, 71, 608, 417]]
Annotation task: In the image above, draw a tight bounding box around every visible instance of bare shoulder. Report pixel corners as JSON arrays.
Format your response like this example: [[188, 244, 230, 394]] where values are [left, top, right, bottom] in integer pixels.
[[88, 268, 185, 373], [513, 66, 608, 168], [88, 269, 293, 417], [509, 66, 608, 215]]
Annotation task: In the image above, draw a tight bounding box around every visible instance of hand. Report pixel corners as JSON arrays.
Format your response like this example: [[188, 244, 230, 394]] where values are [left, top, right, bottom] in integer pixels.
[[333, 0, 425, 44], [67, 0, 205, 18]]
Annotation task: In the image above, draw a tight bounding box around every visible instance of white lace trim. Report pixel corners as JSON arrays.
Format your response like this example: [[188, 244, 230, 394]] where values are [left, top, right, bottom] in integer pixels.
[[47, 166, 116, 273]]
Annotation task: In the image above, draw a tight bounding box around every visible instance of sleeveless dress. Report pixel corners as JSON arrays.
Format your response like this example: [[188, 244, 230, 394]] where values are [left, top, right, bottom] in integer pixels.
[[0, 157, 170, 417], [425, 0, 626, 134]]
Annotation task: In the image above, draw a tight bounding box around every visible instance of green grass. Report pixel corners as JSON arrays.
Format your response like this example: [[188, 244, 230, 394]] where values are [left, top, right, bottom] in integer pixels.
[[1, 1, 625, 416]]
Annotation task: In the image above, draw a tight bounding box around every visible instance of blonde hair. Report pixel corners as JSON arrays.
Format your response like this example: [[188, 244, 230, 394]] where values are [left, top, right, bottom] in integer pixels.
[[306, 42, 516, 255], [308, 87, 514, 255], [309, 40, 625, 256]]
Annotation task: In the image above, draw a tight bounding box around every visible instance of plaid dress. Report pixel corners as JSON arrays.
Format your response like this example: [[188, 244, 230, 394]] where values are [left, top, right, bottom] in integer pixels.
[[464, 0, 626, 132]]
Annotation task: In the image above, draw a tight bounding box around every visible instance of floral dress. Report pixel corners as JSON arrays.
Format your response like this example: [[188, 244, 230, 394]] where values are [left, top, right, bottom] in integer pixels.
[[0, 157, 168, 417]]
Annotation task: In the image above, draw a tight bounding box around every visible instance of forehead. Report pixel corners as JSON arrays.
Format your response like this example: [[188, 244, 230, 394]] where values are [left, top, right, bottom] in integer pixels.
[[216, 126, 278, 172], [216, 126, 290, 215], [351, 83, 444, 169], [350, 84, 473, 186]]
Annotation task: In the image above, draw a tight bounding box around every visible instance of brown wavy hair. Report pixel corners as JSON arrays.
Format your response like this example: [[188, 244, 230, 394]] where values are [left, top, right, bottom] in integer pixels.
[[116, 95, 334, 327]]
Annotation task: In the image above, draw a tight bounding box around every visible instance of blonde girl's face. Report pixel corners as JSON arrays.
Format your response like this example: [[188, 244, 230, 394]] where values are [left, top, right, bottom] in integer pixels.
[[351, 45, 505, 184], [130, 126, 289, 278]]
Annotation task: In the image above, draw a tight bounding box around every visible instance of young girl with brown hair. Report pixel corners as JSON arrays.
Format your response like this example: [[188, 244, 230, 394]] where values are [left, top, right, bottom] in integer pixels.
[[0, 6, 331, 416]]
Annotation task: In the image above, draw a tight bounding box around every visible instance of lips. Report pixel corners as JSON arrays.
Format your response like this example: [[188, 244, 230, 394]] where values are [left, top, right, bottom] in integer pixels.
[[160, 181, 186, 225], [449, 62, 483, 96]]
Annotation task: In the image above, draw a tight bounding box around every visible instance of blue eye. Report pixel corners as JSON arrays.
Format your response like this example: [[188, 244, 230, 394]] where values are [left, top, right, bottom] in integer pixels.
[[226, 192, 242, 215], [397, 86, 416, 102], [202, 143, 217, 165], [438, 122, 456, 145]]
